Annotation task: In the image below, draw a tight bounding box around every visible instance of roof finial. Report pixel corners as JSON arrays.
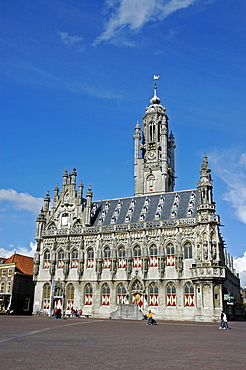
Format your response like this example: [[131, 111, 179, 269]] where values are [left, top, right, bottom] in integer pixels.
[[153, 75, 160, 93], [150, 75, 161, 105]]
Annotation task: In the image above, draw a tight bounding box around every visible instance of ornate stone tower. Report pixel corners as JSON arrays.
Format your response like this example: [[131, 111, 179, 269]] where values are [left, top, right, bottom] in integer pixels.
[[134, 79, 175, 196]]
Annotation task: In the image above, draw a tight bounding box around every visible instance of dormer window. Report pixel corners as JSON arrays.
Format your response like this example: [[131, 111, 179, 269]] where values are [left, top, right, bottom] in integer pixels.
[[188, 209, 193, 216], [159, 196, 165, 203], [190, 193, 195, 200], [155, 212, 161, 220], [111, 216, 117, 224], [98, 217, 104, 224], [131, 199, 135, 207], [175, 194, 180, 202], [143, 205, 148, 213], [125, 215, 131, 222], [117, 201, 122, 208], [105, 202, 110, 210], [173, 202, 178, 210], [140, 214, 145, 221], [128, 207, 134, 214], [157, 204, 162, 211], [145, 198, 149, 205], [171, 211, 176, 218], [189, 201, 194, 207]]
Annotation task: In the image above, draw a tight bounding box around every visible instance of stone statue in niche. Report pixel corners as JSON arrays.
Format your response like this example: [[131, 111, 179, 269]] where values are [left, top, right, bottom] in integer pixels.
[[197, 244, 201, 260], [212, 243, 217, 260], [203, 242, 208, 260]]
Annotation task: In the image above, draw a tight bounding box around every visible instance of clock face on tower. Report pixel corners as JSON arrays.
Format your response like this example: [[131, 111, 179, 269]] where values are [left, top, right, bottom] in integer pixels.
[[147, 150, 156, 160]]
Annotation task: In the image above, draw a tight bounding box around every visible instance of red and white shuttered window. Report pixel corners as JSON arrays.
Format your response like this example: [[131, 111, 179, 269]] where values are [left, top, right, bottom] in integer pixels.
[[133, 245, 141, 268], [87, 248, 94, 269], [85, 283, 93, 305], [149, 283, 158, 306], [66, 283, 75, 310], [185, 282, 195, 307], [101, 283, 110, 306], [57, 249, 65, 269], [149, 244, 158, 267], [166, 283, 176, 306], [117, 283, 127, 304], [71, 249, 79, 269], [118, 246, 126, 268], [167, 244, 175, 266], [43, 250, 50, 269], [104, 247, 111, 269], [42, 283, 51, 310]]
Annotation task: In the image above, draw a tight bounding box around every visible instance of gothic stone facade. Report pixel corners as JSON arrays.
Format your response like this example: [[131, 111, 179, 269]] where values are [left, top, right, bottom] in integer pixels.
[[33, 86, 241, 321]]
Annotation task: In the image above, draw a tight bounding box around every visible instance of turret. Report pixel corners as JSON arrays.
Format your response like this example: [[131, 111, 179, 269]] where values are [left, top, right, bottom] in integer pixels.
[[197, 154, 215, 214], [85, 184, 93, 226], [134, 76, 175, 196]]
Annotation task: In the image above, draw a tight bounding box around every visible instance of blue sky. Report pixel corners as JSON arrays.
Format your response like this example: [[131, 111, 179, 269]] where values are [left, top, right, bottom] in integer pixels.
[[1, 0, 246, 286]]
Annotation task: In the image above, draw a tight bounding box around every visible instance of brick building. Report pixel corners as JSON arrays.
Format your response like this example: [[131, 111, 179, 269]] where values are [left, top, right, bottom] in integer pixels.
[[0, 253, 34, 314]]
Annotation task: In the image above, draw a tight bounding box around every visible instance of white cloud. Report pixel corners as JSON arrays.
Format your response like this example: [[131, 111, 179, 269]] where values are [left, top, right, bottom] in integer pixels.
[[0, 189, 43, 214], [57, 30, 85, 52], [94, 0, 197, 45], [0, 241, 36, 258], [209, 149, 246, 224], [234, 252, 246, 288]]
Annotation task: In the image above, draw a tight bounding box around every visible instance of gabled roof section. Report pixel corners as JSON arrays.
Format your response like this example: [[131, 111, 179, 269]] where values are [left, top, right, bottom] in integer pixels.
[[90, 189, 198, 226], [5, 253, 34, 275]]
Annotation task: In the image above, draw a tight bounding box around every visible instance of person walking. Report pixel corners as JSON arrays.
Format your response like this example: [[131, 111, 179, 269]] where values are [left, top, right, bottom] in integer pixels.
[[223, 312, 229, 329], [147, 310, 153, 325], [219, 310, 225, 329]]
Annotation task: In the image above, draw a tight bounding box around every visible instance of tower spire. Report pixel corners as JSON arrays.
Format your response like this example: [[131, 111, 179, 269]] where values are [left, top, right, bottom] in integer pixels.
[[134, 79, 175, 196]]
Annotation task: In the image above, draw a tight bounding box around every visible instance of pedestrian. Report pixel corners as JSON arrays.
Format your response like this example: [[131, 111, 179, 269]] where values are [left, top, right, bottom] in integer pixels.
[[219, 310, 225, 329], [54, 307, 58, 319], [147, 310, 153, 325], [223, 312, 229, 329]]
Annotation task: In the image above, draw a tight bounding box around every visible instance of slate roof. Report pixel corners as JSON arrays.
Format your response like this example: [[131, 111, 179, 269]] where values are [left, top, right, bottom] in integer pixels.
[[5, 253, 34, 275], [90, 189, 198, 226]]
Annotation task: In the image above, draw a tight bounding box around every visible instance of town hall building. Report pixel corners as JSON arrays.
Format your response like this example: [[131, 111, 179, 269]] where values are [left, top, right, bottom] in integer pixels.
[[33, 82, 241, 321]]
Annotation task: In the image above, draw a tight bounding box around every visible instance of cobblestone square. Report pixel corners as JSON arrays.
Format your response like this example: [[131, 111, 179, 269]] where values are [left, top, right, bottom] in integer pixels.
[[0, 316, 245, 369]]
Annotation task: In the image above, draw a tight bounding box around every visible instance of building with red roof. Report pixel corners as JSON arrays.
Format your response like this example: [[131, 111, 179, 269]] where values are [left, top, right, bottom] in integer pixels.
[[0, 252, 34, 315]]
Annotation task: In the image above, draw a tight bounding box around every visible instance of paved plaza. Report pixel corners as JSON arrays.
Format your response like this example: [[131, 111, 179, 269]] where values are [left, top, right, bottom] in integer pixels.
[[0, 316, 245, 369]]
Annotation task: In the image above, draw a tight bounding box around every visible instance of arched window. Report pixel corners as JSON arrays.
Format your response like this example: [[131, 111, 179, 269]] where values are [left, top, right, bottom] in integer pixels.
[[57, 249, 65, 269], [149, 283, 158, 306], [184, 243, 192, 259], [147, 174, 155, 192], [101, 283, 110, 306], [87, 248, 94, 269], [71, 249, 79, 268], [66, 283, 75, 311], [43, 283, 51, 310], [149, 244, 158, 267], [166, 283, 176, 306], [118, 246, 126, 268], [104, 247, 111, 269], [43, 250, 50, 269], [167, 244, 175, 266], [133, 245, 141, 268], [117, 283, 127, 304], [85, 283, 93, 305], [184, 282, 194, 307]]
